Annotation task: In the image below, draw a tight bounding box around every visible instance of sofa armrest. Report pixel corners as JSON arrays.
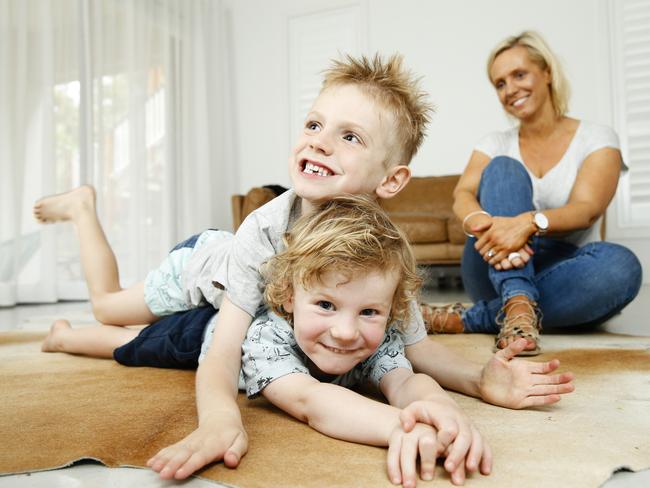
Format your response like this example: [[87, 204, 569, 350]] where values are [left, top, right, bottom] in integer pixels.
[[447, 216, 466, 245], [231, 186, 284, 231]]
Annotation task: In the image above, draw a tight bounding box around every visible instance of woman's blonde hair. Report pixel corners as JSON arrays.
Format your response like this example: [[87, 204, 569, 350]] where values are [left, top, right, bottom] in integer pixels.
[[321, 53, 433, 166], [486, 31, 570, 117], [263, 194, 421, 328]]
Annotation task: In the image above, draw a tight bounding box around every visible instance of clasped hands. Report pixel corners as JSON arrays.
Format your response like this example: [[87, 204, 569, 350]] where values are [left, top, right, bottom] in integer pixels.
[[466, 212, 535, 270], [387, 397, 491, 487]]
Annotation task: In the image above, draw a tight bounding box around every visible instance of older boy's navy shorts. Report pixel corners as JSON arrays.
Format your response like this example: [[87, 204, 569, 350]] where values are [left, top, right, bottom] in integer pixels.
[[113, 306, 216, 369]]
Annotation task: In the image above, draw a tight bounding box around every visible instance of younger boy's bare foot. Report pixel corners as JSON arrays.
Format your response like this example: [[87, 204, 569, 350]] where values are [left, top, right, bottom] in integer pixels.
[[33, 185, 96, 224], [41, 319, 72, 352]]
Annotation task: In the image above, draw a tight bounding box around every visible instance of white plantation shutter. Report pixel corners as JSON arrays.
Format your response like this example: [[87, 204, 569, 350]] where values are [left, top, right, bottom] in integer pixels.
[[611, 0, 650, 227], [288, 4, 366, 146]]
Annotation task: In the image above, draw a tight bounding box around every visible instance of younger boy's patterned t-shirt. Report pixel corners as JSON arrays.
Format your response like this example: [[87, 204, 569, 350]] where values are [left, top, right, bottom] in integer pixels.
[[199, 309, 412, 398]]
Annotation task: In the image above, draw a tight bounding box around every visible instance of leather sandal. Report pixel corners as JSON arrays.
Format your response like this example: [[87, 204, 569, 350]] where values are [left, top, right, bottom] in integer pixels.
[[420, 302, 465, 334], [494, 298, 542, 356]]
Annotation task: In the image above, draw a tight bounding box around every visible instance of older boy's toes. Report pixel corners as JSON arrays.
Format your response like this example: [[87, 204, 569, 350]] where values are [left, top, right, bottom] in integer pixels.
[[33, 185, 96, 223]]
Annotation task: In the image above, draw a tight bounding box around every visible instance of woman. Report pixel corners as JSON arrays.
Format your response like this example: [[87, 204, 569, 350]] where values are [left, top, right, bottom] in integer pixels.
[[422, 31, 642, 355]]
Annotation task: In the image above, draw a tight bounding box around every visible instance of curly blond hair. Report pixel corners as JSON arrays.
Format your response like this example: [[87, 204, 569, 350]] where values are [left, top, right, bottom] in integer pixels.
[[263, 195, 421, 329], [321, 53, 433, 166]]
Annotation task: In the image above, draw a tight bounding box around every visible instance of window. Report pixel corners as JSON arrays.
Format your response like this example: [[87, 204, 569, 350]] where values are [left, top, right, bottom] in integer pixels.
[[610, 0, 650, 230], [288, 4, 366, 145], [52, 65, 171, 298]]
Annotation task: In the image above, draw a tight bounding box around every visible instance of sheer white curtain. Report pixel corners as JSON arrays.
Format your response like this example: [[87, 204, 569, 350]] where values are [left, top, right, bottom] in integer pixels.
[[0, 0, 235, 305]]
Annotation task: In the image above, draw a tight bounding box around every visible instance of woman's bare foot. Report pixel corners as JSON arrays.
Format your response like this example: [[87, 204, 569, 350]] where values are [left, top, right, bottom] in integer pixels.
[[41, 319, 72, 352], [33, 185, 96, 224]]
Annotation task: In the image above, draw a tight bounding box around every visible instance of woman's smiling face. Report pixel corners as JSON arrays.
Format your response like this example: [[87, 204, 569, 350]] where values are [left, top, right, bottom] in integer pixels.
[[489, 45, 552, 121]]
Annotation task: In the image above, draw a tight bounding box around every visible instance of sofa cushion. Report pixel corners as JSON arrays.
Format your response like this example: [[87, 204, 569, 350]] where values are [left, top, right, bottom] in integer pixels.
[[412, 242, 464, 264], [389, 214, 448, 243], [379, 175, 459, 219], [447, 216, 466, 245], [380, 175, 462, 245]]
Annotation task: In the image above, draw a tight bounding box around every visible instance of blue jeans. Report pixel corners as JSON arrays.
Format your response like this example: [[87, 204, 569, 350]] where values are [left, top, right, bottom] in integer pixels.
[[460, 156, 643, 333]]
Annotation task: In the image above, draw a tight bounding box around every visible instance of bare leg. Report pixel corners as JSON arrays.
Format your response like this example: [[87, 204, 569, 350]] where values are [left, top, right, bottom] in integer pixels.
[[33, 186, 157, 325], [42, 319, 140, 358]]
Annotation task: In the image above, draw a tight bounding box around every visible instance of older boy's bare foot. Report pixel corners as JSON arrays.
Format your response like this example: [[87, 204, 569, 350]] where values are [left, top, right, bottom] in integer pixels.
[[33, 185, 96, 224], [41, 319, 72, 352]]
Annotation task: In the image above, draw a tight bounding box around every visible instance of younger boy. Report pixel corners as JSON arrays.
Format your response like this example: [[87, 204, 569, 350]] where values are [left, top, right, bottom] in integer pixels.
[[43, 195, 492, 487]]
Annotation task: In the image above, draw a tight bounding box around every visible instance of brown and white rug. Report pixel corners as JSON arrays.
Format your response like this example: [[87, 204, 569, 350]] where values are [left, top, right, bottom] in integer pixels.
[[1, 330, 648, 487]]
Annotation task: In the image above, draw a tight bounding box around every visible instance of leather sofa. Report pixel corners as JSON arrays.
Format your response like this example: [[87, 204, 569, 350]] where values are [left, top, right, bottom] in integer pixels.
[[231, 175, 465, 265], [231, 186, 285, 232], [378, 175, 465, 265]]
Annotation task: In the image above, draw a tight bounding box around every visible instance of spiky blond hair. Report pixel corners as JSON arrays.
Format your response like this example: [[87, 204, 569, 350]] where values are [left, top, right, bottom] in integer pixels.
[[321, 53, 433, 165]]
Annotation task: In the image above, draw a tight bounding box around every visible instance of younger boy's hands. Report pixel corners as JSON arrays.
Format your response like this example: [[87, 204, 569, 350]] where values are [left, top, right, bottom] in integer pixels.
[[147, 416, 248, 480], [399, 399, 492, 485], [387, 422, 440, 488]]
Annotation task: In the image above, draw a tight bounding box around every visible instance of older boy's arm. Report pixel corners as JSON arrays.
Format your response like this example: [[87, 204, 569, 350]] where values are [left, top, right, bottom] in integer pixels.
[[405, 339, 482, 397], [405, 337, 574, 409], [380, 368, 491, 485], [147, 297, 252, 480]]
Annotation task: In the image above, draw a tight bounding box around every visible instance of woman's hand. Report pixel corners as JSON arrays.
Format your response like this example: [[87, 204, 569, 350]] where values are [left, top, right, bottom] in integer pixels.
[[474, 213, 535, 266], [493, 244, 534, 271], [463, 211, 493, 239]]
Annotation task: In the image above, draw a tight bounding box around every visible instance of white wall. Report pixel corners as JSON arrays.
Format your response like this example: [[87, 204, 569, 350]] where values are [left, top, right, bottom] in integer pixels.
[[224, 0, 613, 186], [223, 0, 648, 281]]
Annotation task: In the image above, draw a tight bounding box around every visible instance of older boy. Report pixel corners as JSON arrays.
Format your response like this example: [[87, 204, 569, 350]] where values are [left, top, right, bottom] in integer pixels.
[[44, 196, 492, 487], [35, 53, 573, 485]]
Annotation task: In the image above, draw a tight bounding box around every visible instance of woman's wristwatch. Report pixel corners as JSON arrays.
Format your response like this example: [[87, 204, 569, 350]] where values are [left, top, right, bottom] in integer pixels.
[[532, 211, 549, 236]]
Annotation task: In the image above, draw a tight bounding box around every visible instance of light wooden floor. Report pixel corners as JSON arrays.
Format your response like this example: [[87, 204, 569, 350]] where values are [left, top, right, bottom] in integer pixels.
[[1, 279, 648, 487]]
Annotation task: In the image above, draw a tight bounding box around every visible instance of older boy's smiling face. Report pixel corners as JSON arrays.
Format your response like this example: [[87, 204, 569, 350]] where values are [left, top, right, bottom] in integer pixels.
[[289, 84, 397, 206]]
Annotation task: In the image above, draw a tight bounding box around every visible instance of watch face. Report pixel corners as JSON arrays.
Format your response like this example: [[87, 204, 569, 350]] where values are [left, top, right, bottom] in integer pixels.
[[535, 212, 549, 230]]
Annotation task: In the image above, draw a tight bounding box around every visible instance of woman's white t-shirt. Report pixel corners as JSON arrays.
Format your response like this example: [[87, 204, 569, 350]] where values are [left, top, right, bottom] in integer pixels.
[[474, 120, 624, 246]]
